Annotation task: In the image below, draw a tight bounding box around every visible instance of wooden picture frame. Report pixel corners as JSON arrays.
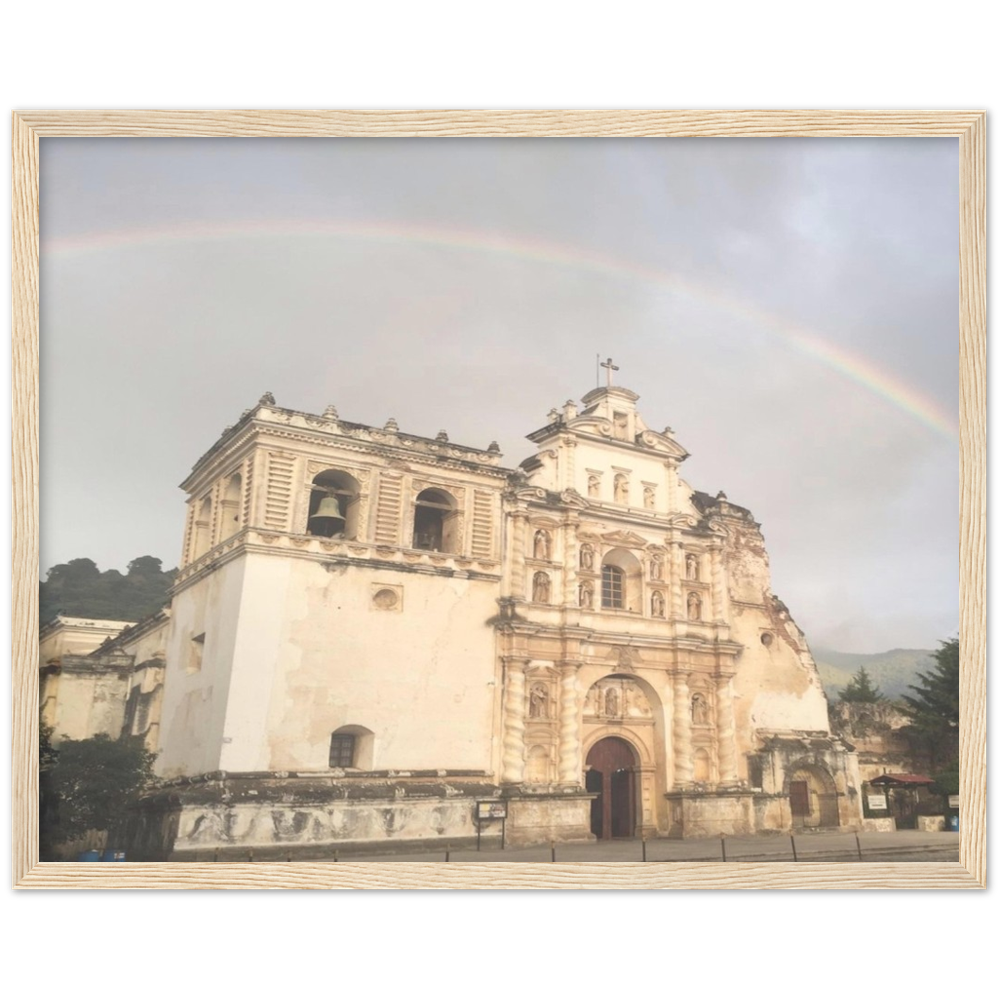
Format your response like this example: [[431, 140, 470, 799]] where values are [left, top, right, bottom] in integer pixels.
[[12, 110, 986, 889]]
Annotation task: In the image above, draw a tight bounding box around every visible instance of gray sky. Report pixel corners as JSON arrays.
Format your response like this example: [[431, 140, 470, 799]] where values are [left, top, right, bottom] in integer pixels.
[[39, 137, 958, 653]]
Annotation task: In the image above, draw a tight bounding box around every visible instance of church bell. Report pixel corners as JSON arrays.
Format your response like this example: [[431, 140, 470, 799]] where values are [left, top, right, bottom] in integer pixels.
[[309, 496, 346, 536]]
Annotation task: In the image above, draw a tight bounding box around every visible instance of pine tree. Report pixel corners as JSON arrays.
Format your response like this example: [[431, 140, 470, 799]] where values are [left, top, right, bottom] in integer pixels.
[[900, 638, 959, 771], [838, 665, 884, 703]]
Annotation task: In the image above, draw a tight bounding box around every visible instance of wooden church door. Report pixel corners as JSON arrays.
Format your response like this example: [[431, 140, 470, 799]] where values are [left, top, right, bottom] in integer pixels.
[[586, 737, 638, 839]]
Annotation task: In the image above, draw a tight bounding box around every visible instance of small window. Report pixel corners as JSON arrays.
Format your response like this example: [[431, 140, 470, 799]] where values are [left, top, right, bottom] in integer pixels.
[[329, 733, 356, 768], [601, 564, 625, 609]]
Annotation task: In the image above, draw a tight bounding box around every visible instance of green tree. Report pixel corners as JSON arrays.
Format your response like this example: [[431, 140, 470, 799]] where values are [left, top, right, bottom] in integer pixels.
[[838, 665, 884, 703], [44, 734, 157, 847], [901, 638, 959, 771]]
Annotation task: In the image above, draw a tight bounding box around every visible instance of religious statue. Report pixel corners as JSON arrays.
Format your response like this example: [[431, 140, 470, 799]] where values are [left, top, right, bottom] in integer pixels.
[[533, 529, 551, 561], [643, 485, 655, 509], [579, 543, 594, 571], [587, 475, 601, 498], [613, 474, 629, 505], [651, 590, 665, 617], [687, 592, 702, 620], [691, 692, 709, 725], [532, 571, 550, 604], [686, 553, 700, 580], [604, 686, 620, 718], [579, 581, 593, 609], [529, 682, 549, 719], [649, 553, 662, 580]]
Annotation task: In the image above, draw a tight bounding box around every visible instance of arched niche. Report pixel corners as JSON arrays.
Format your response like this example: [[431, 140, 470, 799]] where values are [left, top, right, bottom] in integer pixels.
[[192, 495, 213, 558], [219, 471, 242, 540]]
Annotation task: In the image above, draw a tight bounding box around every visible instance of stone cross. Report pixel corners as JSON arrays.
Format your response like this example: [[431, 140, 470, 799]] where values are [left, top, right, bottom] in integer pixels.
[[600, 357, 620, 387]]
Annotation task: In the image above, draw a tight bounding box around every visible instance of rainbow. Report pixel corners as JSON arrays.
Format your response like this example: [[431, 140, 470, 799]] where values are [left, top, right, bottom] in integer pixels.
[[42, 220, 958, 441]]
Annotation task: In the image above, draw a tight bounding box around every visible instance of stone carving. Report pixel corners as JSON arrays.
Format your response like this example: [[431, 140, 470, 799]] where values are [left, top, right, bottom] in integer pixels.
[[687, 592, 702, 620], [323, 404, 339, 419], [613, 474, 629, 505], [691, 691, 710, 725], [649, 553, 663, 580], [643, 486, 655, 509], [686, 553, 700, 580], [605, 686, 620, 718], [558, 666, 580, 783], [587, 474, 601, 498], [533, 529, 551, 561], [529, 682, 549, 719], [532, 571, 550, 604], [616, 646, 636, 671], [501, 661, 527, 783], [579, 580, 594, 609], [651, 590, 665, 618], [579, 543, 595, 571]]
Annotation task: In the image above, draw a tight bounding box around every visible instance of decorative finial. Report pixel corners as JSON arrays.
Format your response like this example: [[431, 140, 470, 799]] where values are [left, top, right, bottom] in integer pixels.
[[384, 417, 399, 433], [547, 408, 561, 423], [564, 400, 578, 420], [259, 391, 275, 406], [600, 357, 620, 387], [435, 430, 449, 443], [487, 441, 500, 453], [716, 490, 727, 500], [323, 404, 339, 419]]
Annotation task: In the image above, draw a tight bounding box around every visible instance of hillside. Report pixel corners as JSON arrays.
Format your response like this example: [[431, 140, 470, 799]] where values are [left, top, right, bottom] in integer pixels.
[[812, 646, 936, 702]]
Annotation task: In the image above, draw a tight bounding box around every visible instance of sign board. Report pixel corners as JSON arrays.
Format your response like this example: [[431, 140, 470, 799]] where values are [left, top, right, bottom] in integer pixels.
[[477, 801, 507, 820], [866, 794, 887, 811], [948, 794, 960, 809]]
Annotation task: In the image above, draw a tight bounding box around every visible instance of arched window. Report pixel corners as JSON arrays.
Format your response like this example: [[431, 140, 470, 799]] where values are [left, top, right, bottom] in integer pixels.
[[220, 472, 242, 540], [308, 470, 361, 539], [600, 548, 642, 612], [192, 495, 212, 558], [329, 725, 375, 770], [412, 488, 458, 553], [602, 564, 625, 609]]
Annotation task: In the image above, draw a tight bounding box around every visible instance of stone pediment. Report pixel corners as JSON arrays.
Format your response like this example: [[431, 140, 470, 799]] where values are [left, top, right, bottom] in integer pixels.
[[601, 530, 650, 549]]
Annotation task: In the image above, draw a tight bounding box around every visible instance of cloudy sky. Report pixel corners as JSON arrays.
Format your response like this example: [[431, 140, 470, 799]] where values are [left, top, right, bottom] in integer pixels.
[[39, 137, 958, 653]]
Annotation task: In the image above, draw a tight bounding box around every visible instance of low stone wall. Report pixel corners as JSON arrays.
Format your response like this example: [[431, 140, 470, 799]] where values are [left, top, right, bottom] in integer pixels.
[[505, 793, 594, 846], [916, 815, 945, 832], [861, 817, 896, 833], [126, 771, 510, 859], [665, 789, 755, 838]]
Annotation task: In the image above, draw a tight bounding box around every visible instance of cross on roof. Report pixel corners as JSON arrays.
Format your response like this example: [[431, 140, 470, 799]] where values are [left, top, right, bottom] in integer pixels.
[[600, 357, 620, 387]]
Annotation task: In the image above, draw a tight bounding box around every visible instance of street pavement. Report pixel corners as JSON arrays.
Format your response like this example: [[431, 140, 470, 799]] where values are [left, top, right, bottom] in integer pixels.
[[313, 829, 960, 864]]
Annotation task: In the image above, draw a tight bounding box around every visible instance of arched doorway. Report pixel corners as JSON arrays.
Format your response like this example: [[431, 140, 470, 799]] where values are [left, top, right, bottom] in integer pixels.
[[586, 737, 638, 839], [787, 762, 839, 829]]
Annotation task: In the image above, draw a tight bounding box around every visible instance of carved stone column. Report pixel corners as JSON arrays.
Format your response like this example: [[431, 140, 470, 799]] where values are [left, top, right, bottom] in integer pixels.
[[710, 543, 727, 622], [558, 662, 582, 785], [501, 658, 528, 783], [563, 518, 578, 609], [716, 674, 738, 785], [672, 671, 693, 786], [665, 458, 677, 514], [669, 540, 684, 619], [510, 512, 528, 599]]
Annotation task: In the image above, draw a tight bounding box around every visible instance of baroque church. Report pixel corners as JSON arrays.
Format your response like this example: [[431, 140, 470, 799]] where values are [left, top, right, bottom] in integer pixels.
[[41, 365, 863, 858]]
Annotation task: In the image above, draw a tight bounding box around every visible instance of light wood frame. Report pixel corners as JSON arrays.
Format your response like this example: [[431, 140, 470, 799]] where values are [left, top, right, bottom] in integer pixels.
[[12, 110, 986, 889]]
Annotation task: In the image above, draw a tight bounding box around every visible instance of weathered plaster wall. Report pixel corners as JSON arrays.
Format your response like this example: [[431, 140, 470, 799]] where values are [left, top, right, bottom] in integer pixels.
[[42, 662, 131, 742], [216, 553, 502, 773]]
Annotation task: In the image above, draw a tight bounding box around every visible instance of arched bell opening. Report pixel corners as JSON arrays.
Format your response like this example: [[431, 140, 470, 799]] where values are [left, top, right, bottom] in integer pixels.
[[412, 488, 459, 553], [308, 470, 361, 539]]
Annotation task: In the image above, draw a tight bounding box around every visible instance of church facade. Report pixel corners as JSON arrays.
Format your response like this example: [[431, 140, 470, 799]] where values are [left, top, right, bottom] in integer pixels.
[[98, 375, 861, 858]]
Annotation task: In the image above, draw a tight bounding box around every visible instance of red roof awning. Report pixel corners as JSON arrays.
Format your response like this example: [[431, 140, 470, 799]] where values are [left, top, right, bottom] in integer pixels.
[[869, 773, 935, 786]]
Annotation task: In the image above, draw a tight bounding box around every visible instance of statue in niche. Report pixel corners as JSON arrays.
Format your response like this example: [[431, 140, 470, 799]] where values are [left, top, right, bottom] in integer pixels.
[[613, 412, 629, 440], [579, 580, 594, 609], [651, 590, 665, 617], [532, 572, 550, 603], [649, 553, 662, 580], [691, 692, 710, 725], [587, 475, 601, 498], [687, 592, 702, 620], [579, 543, 595, 571], [605, 686, 621, 718], [613, 474, 629, 505], [643, 486, 655, 509], [686, 553, 700, 580], [533, 529, 551, 561], [529, 683, 549, 719]]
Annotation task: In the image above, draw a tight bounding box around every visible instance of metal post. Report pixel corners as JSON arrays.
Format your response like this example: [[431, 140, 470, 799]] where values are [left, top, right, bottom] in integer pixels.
[[642, 837, 647, 862], [445, 845, 451, 862], [855, 832, 863, 861], [790, 834, 798, 862], [334, 850, 338, 863], [551, 841, 556, 863], [213, 847, 219, 863], [720, 833, 727, 862], [249, 848, 254, 863], [477, 818, 481, 852]]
